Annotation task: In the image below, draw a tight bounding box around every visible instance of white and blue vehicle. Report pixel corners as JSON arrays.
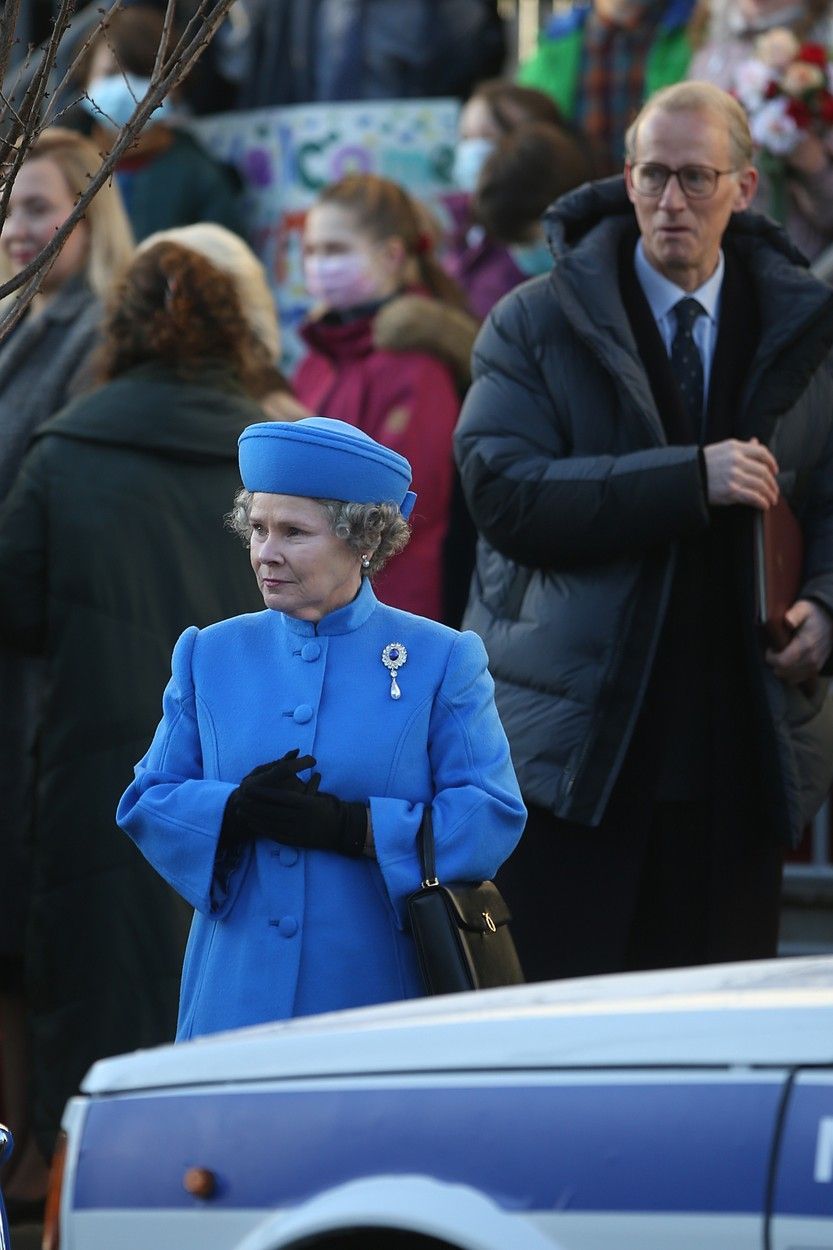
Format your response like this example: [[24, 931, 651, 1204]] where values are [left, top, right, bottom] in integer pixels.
[[52, 956, 833, 1250]]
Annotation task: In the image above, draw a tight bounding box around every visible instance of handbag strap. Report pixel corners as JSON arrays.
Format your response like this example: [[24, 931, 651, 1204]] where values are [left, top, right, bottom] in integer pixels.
[[416, 808, 439, 888]]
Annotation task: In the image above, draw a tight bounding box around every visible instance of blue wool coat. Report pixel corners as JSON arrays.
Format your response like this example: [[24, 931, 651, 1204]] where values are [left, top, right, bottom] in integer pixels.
[[117, 579, 526, 1038]]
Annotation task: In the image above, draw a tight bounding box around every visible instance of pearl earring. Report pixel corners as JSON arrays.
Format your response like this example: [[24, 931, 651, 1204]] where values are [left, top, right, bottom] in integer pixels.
[[361, 555, 371, 569]]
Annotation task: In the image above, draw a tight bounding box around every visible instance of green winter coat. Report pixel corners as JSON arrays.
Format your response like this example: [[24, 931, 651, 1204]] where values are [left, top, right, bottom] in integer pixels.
[[518, 14, 693, 121], [0, 361, 264, 1152]]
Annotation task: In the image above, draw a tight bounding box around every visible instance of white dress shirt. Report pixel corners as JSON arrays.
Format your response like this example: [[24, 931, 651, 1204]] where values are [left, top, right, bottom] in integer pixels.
[[633, 239, 725, 408]]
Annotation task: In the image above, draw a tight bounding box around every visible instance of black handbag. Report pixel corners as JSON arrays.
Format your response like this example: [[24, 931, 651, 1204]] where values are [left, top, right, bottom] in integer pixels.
[[406, 809, 525, 995]]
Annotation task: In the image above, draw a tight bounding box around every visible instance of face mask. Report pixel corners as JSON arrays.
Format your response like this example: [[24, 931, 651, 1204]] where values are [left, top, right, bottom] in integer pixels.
[[303, 253, 381, 311], [81, 73, 171, 130], [452, 137, 495, 194], [509, 240, 554, 278]]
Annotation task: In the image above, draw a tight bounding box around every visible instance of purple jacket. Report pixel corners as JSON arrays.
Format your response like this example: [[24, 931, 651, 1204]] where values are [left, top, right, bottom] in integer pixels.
[[442, 193, 528, 321]]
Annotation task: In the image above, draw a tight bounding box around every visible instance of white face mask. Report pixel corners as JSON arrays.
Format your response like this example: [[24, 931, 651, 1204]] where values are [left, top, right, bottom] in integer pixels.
[[452, 136, 496, 193], [303, 253, 381, 311], [82, 73, 171, 130]]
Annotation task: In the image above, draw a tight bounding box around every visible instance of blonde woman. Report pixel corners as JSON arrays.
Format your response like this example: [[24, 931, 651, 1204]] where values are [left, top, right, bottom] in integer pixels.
[[0, 127, 134, 499]]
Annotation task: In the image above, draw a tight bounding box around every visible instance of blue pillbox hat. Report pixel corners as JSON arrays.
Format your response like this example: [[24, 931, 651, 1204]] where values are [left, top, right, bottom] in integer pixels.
[[238, 417, 416, 518]]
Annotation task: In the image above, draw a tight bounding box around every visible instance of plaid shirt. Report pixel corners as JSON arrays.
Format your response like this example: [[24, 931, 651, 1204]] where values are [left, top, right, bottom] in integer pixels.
[[575, 4, 664, 173]]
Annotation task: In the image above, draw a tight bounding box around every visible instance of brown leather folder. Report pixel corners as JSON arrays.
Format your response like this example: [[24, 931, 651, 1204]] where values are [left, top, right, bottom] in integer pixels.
[[753, 494, 803, 651]]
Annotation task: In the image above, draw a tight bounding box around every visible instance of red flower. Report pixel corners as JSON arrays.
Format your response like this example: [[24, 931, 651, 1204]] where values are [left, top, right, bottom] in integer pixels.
[[765, 79, 780, 99], [786, 96, 813, 127], [797, 42, 828, 68]]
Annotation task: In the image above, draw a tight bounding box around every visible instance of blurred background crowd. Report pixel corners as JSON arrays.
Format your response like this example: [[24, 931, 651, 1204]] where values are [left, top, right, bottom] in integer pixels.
[[1, 0, 833, 1223]]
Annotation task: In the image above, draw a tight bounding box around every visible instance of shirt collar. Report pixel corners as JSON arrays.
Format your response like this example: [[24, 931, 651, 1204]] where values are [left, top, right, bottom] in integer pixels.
[[634, 238, 724, 324], [278, 573, 379, 637]]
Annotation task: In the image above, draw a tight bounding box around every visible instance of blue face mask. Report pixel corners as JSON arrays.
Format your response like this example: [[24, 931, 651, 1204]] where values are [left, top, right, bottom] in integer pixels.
[[452, 136, 495, 193], [81, 73, 172, 130], [509, 240, 554, 278]]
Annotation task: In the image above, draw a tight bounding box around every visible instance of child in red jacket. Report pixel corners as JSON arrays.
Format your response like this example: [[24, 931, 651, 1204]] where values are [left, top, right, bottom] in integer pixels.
[[295, 173, 477, 623]]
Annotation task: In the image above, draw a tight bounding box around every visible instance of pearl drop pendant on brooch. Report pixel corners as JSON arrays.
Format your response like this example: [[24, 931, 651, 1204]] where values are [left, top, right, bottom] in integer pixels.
[[381, 642, 408, 699]]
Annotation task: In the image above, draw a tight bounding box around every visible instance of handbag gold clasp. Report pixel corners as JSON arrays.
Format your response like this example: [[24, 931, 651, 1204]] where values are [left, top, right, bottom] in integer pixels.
[[482, 911, 497, 933]]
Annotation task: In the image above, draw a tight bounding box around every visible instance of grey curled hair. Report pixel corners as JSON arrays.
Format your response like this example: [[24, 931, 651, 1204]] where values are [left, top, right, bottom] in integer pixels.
[[227, 489, 411, 577]]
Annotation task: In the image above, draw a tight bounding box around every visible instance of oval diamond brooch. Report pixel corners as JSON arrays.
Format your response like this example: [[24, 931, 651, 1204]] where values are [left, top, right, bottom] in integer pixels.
[[381, 642, 408, 700]]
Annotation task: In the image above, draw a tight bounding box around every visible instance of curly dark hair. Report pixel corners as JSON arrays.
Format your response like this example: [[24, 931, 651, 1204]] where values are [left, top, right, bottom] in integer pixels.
[[474, 122, 593, 245], [466, 78, 567, 133], [95, 241, 273, 387]]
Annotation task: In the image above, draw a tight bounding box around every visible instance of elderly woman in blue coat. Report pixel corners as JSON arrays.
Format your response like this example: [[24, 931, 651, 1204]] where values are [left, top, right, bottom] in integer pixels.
[[117, 417, 525, 1037]]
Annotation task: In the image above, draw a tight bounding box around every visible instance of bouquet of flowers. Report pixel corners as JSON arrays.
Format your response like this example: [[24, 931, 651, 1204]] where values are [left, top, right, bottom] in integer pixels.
[[734, 29, 833, 157]]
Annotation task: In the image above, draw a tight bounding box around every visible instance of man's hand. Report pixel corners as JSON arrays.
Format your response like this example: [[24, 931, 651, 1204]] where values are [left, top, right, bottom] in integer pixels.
[[703, 437, 779, 509], [766, 599, 833, 684]]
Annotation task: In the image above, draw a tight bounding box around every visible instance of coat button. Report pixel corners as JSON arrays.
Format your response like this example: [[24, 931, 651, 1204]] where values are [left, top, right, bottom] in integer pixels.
[[292, 704, 313, 724], [301, 641, 322, 662], [279, 847, 298, 867], [278, 915, 298, 938]]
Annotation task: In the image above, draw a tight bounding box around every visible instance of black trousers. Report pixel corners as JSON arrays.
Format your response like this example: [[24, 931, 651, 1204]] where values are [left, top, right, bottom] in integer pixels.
[[497, 795, 784, 983]]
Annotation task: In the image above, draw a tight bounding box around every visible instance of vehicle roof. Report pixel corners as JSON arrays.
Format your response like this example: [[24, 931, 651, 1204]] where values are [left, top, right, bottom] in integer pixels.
[[83, 956, 833, 1095]]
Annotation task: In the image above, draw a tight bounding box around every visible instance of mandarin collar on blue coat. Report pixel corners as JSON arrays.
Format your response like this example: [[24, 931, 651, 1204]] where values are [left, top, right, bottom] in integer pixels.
[[280, 575, 379, 637]]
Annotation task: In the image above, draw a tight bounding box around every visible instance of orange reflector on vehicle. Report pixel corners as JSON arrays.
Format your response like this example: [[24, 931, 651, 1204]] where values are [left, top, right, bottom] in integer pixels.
[[183, 1167, 217, 1199]]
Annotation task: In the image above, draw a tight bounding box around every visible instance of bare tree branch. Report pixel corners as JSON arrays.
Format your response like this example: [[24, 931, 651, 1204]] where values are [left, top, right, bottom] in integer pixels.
[[0, 85, 27, 139], [41, 0, 128, 130], [0, 4, 79, 239], [152, 0, 179, 82], [14, 0, 79, 139], [0, 0, 79, 184], [0, 0, 239, 339], [0, 30, 33, 136], [156, 0, 232, 94], [0, 0, 23, 97]]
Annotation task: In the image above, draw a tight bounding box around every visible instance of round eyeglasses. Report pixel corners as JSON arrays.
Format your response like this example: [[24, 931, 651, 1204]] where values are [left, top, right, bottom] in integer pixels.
[[629, 163, 736, 200]]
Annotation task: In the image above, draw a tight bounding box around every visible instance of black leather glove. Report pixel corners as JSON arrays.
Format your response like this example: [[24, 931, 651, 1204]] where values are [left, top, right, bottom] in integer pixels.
[[221, 749, 316, 847], [256, 772, 368, 858]]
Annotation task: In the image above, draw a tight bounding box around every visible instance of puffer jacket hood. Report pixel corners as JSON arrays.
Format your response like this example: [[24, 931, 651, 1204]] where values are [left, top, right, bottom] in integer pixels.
[[543, 174, 810, 266]]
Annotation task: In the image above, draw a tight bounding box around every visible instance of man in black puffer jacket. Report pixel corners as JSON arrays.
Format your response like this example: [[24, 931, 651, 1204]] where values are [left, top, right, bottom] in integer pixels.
[[454, 81, 833, 982]]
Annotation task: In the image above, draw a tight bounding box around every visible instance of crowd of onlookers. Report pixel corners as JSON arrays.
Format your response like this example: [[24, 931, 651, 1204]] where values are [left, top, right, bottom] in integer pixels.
[[1, 0, 833, 1222]]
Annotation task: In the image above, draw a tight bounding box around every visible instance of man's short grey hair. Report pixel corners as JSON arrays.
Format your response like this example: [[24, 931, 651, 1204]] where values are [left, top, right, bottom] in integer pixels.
[[624, 81, 754, 170], [227, 490, 410, 577]]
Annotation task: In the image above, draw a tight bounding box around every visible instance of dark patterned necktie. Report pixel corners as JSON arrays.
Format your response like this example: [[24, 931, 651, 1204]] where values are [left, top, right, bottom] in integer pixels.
[[670, 297, 706, 435]]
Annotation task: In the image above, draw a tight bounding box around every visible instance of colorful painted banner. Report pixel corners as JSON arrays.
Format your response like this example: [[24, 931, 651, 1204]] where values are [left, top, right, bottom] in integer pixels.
[[191, 98, 460, 366]]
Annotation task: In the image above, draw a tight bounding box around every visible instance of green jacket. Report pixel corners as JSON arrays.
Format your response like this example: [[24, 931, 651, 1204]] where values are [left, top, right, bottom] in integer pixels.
[[0, 361, 265, 1152], [518, 6, 694, 120]]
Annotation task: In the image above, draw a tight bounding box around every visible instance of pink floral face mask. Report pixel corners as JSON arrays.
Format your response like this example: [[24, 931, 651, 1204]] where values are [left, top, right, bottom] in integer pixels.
[[303, 253, 381, 310]]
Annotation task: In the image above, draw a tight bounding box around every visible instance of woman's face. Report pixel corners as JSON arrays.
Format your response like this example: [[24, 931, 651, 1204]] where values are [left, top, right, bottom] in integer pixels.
[[302, 203, 402, 309], [249, 493, 363, 622], [1, 157, 89, 289], [458, 95, 503, 142]]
